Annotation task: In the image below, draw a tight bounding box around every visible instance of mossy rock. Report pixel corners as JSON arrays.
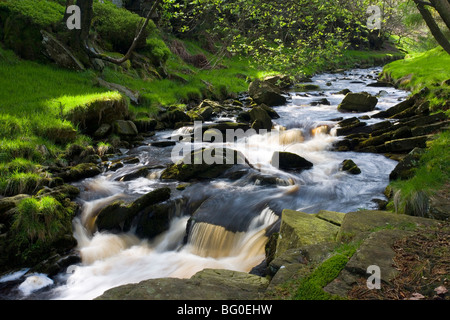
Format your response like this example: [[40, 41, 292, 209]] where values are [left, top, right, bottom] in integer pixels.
[[95, 268, 269, 300], [338, 92, 378, 113], [340, 159, 361, 175], [275, 209, 340, 258], [336, 210, 440, 242], [161, 148, 248, 182], [56, 163, 102, 182], [248, 79, 287, 107], [64, 94, 129, 134]]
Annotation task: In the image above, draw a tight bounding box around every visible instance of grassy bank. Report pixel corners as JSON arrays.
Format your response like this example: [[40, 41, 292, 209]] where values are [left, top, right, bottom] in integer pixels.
[[382, 46, 450, 112], [381, 47, 450, 216]]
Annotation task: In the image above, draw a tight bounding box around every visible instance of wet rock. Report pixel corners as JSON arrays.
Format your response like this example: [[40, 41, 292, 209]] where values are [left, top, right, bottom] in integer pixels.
[[249, 107, 273, 132], [262, 74, 292, 89], [115, 165, 163, 182], [295, 83, 321, 92], [337, 92, 378, 113], [384, 136, 429, 153], [271, 151, 313, 171], [113, 120, 139, 137], [333, 89, 351, 95], [150, 141, 176, 148], [372, 95, 416, 119], [95, 268, 269, 300], [161, 148, 249, 182], [411, 120, 450, 137], [248, 79, 287, 106], [367, 81, 394, 87], [56, 163, 102, 182], [340, 159, 361, 175], [134, 198, 183, 240], [96, 187, 171, 234], [311, 98, 331, 106], [335, 117, 367, 136], [258, 104, 280, 119], [389, 148, 425, 181]]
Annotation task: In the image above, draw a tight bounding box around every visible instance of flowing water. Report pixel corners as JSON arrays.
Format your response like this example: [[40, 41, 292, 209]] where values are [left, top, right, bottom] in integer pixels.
[[1, 67, 410, 300]]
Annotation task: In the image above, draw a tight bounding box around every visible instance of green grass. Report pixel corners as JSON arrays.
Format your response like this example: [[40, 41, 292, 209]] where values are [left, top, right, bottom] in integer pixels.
[[382, 46, 450, 111], [390, 131, 450, 216]]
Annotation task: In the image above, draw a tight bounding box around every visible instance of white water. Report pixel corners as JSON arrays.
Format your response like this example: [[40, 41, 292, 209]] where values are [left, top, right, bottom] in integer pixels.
[[2, 67, 410, 300]]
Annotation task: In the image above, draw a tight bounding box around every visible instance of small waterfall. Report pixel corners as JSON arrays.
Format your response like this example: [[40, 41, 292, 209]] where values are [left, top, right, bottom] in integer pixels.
[[186, 207, 279, 261]]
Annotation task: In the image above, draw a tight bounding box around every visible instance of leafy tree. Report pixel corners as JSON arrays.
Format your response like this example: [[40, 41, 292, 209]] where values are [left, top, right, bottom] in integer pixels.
[[413, 0, 450, 54]]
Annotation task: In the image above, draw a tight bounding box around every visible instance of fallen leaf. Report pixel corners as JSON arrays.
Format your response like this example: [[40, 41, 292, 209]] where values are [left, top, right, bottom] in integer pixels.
[[434, 286, 448, 295], [409, 293, 425, 300]]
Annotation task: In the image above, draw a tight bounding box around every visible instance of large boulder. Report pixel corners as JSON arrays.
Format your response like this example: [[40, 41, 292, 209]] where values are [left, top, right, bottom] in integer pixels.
[[161, 148, 248, 181], [95, 268, 269, 300], [95, 187, 172, 236], [249, 107, 273, 132], [248, 79, 287, 106], [337, 92, 378, 113], [271, 151, 313, 171]]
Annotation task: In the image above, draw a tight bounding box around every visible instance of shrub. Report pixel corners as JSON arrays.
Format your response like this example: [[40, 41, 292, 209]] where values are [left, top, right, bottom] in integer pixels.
[[140, 37, 172, 64]]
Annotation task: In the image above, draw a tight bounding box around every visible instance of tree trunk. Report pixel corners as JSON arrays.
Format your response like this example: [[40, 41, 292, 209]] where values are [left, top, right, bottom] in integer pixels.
[[414, 0, 450, 54], [430, 0, 450, 31], [76, 0, 94, 46], [63, 0, 75, 23]]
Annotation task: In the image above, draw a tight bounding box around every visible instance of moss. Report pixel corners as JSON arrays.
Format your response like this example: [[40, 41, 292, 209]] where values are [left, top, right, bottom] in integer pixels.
[[92, 0, 156, 53], [293, 245, 357, 300]]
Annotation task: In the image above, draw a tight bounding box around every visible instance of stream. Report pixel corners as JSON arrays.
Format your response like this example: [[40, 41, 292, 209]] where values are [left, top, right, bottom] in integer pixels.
[[0, 66, 410, 300]]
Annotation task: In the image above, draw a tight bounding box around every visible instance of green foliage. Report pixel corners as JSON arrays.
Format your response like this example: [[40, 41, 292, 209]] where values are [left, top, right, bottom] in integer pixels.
[[12, 196, 72, 247], [0, 0, 64, 27], [141, 37, 172, 64], [92, 0, 156, 53], [161, 0, 374, 74]]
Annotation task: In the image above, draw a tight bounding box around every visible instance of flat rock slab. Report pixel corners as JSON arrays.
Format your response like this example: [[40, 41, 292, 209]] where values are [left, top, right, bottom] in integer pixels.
[[324, 229, 413, 297], [95, 269, 269, 300], [337, 210, 440, 242], [275, 210, 340, 257]]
